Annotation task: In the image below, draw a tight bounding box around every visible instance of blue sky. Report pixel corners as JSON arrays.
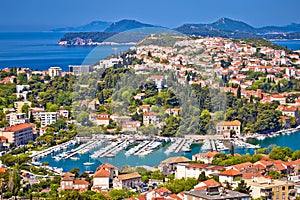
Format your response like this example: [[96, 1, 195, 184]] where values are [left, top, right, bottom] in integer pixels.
[[1, 0, 300, 31]]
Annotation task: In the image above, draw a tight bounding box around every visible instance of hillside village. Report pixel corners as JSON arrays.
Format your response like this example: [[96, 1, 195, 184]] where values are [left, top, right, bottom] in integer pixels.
[[1, 34, 300, 199]]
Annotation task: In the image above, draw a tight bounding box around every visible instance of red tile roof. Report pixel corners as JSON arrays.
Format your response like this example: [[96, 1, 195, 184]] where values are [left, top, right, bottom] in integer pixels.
[[219, 168, 242, 176], [202, 179, 220, 187], [0, 136, 8, 141], [4, 123, 35, 132], [74, 180, 89, 185], [94, 169, 110, 178]]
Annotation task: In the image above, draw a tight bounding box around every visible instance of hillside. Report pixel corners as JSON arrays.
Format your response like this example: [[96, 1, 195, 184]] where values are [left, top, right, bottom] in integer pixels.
[[104, 19, 158, 32], [52, 21, 112, 32]]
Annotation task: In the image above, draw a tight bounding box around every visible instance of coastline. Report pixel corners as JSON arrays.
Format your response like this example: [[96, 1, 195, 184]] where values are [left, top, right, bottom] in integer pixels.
[[245, 126, 300, 141]]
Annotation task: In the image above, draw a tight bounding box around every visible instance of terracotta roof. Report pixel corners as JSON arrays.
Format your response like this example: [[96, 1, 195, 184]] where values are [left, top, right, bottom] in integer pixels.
[[0, 136, 8, 141], [161, 156, 191, 164], [242, 172, 262, 179], [144, 112, 158, 116], [169, 194, 182, 200], [4, 123, 35, 132], [94, 169, 110, 178], [219, 168, 242, 176], [186, 163, 225, 171], [202, 179, 220, 187], [232, 162, 252, 171], [201, 151, 220, 158], [96, 163, 117, 171], [74, 180, 89, 185], [62, 172, 75, 177], [118, 172, 141, 181], [0, 168, 8, 173], [154, 187, 171, 195], [217, 120, 241, 126]]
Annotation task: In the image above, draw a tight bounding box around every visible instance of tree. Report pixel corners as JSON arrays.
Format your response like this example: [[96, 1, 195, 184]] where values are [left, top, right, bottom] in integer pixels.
[[292, 150, 300, 161], [69, 168, 80, 178], [197, 171, 207, 182], [234, 180, 250, 194], [21, 104, 30, 116], [268, 169, 282, 179], [237, 85, 241, 99], [269, 146, 292, 161]]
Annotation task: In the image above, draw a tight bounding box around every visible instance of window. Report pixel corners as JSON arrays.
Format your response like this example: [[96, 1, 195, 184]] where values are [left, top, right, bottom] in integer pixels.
[[276, 187, 279, 192]]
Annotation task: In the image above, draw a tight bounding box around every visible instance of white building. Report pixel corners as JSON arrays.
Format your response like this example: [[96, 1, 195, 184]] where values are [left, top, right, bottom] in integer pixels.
[[143, 112, 159, 126], [175, 163, 225, 179], [6, 112, 28, 126], [48, 67, 62, 78]]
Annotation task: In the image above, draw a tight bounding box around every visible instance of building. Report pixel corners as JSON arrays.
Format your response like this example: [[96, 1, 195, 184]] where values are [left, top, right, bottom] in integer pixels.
[[39, 112, 58, 127], [245, 177, 295, 200], [192, 151, 220, 164], [57, 109, 69, 119], [143, 112, 159, 126], [69, 65, 91, 76], [1, 123, 35, 146], [175, 163, 225, 179], [113, 172, 142, 189], [93, 163, 118, 189], [278, 105, 299, 122], [14, 101, 32, 113], [216, 120, 241, 138], [165, 108, 180, 116], [185, 186, 250, 200], [271, 94, 286, 105], [60, 172, 89, 191], [6, 112, 28, 126], [148, 75, 165, 91], [158, 156, 191, 176], [16, 85, 30, 93], [48, 67, 62, 78], [218, 168, 243, 184], [122, 121, 141, 132]]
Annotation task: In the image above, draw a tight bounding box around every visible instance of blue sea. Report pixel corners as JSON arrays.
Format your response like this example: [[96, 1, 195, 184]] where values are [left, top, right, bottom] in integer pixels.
[[0, 32, 131, 71]]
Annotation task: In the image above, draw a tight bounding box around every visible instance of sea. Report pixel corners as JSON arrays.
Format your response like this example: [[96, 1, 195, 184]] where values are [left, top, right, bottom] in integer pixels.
[[1, 32, 300, 171], [0, 32, 131, 71]]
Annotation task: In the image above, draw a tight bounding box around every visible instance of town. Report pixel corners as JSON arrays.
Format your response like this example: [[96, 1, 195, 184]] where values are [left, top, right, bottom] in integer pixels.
[[1, 34, 300, 199]]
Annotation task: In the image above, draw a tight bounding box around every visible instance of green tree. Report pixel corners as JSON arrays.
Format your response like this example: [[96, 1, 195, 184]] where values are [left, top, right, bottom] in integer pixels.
[[269, 146, 292, 161], [292, 150, 300, 161], [197, 171, 207, 182], [234, 180, 251, 194]]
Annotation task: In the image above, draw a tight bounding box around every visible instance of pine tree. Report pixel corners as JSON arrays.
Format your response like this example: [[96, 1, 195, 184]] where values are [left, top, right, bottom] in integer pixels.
[[234, 180, 251, 194], [237, 85, 241, 99]]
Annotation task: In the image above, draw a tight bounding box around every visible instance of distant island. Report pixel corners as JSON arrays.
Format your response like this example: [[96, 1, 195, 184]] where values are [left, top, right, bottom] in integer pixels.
[[56, 18, 300, 46]]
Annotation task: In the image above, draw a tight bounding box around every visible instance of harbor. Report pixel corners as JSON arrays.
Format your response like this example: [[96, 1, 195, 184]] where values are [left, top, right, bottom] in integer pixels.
[[34, 133, 268, 173]]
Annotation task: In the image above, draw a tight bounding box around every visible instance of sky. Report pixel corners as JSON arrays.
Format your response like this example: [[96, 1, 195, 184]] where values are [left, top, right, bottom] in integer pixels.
[[1, 0, 300, 31]]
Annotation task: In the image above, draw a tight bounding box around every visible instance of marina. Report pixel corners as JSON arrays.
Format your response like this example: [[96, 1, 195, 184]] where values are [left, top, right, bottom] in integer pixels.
[[36, 130, 300, 173]]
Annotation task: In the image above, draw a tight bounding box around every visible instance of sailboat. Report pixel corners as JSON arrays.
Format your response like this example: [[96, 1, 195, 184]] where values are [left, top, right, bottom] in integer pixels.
[[83, 152, 94, 166]]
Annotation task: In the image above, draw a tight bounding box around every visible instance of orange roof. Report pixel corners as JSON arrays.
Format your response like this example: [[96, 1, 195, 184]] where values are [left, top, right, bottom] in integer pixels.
[[169, 194, 182, 200], [201, 151, 220, 158], [4, 123, 35, 132], [153, 187, 171, 195], [242, 172, 262, 179], [0, 168, 8, 173], [232, 162, 252, 171], [144, 112, 158, 116], [202, 179, 220, 187], [219, 168, 242, 176], [118, 172, 141, 181], [274, 163, 286, 171], [217, 120, 241, 126], [94, 169, 110, 178], [271, 94, 285, 98], [74, 180, 89, 185], [0, 136, 8, 141]]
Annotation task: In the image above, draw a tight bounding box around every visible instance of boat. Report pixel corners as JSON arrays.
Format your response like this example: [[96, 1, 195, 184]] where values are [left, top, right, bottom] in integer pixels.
[[70, 156, 79, 161], [83, 162, 94, 166]]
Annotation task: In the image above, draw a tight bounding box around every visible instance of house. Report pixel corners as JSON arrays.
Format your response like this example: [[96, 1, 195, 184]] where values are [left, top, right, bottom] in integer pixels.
[[143, 112, 159, 126], [60, 172, 89, 191], [193, 179, 220, 190], [192, 151, 220, 164], [278, 105, 299, 122], [245, 177, 295, 200], [165, 108, 180, 116], [148, 75, 165, 91], [185, 186, 250, 200], [175, 163, 225, 179], [48, 67, 62, 78], [218, 168, 243, 184], [14, 101, 32, 113], [122, 121, 141, 132], [0, 136, 9, 150], [216, 120, 241, 138], [93, 163, 118, 189], [1, 123, 35, 146], [113, 172, 142, 189], [145, 187, 172, 200], [5, 112, 28, 126], [271, 94, 286, 104], [96, 117, 110, 126], [39, 112, 58, 127], [158, 156, 191, 176], [138, 105, 151, 114], [57, 109, 69, 119], [134, 93, 146, 100], [60, 172, 75, 190]]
